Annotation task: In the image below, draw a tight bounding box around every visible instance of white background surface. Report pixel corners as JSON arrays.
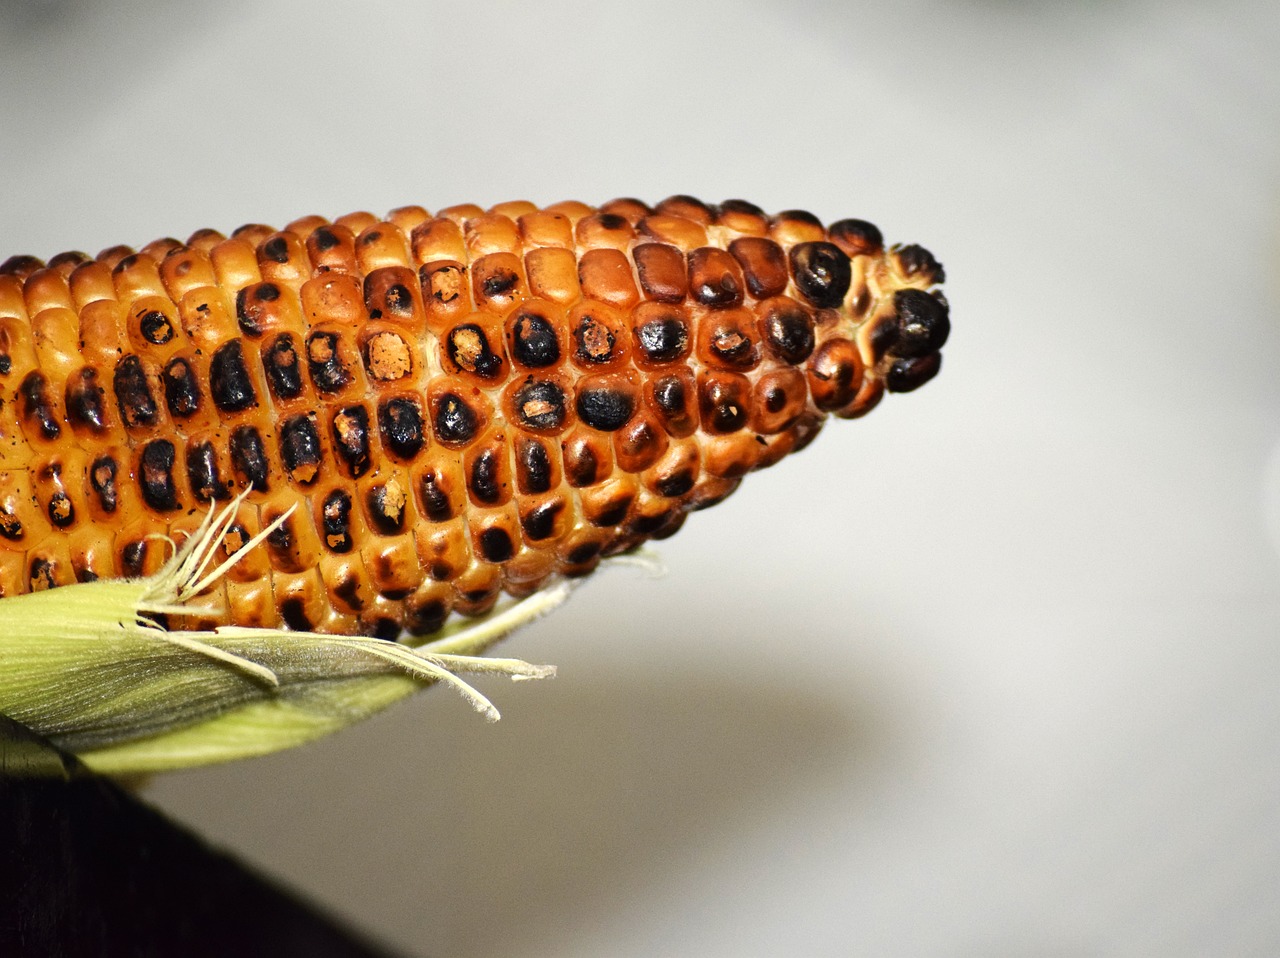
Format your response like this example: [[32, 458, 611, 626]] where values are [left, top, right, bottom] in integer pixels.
[[3, 1, 1279, 955]]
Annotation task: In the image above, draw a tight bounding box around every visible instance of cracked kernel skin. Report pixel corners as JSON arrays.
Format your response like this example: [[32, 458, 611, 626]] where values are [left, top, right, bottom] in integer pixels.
[[0, 197, 950, 637]]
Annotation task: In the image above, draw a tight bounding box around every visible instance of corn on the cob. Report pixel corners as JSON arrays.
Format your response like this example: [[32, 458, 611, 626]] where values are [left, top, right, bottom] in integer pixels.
[[0, 196, 949, 641]]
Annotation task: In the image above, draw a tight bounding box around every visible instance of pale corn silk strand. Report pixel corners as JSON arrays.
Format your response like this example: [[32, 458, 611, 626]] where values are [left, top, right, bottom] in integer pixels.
[[0, 197, 949, 774]]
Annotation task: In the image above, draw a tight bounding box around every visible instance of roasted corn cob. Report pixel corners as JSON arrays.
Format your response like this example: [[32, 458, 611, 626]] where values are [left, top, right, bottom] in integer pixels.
[[0, 196, 949, 642]]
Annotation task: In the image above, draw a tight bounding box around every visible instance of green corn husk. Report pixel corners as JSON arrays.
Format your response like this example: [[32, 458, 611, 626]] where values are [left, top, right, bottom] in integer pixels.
[[0, 492, 569, 776]]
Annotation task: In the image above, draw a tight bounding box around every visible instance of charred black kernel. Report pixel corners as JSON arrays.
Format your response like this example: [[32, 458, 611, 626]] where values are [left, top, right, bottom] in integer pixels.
[[775, 209, 823, 228], [66, 367, 108, 433], [384, 283, 413, 314], [563, 444, 598, 487], [264, 333, 303, 400], [331, 405, 371, 478], [656, 470, 695, 498], [186, 442, 225, 502], [890, 289, 951, 357], [139, 310, 174, 345], [653, 376, 687, 416], [460, 587, 496, 605], [418, 471, 452, 521], [47, 492, 74, 528], [689, 249, 742, 307], [113, 254, 140, 274], [0, 254, 43, 275], [307, 331, 351, 393], [266, 515, 293, 553], [140, 439, 180, 511], [121, 541, 147, 577], [468, 449, 502, 505], [162, 357, 201, 418], [895, 244, 945, 284], [0, 354, 10, 375], [566, 542, 601, 564], [321, 489, 353, 553], [76, 568, 99, 584], [481, 269, 519, 298], [521, 500, 562, 541], [230, 425, 269, 491], [210, 339, 258, 413], [635, 316, 688, 363], [89, 456, 118, 513], [313, 227, 340, 251], [371, 618, 400, 641], [718, 198, 766, 218], [366, 483, 408, 534], [434, 393, 479, 445], [406, 597, 448, 634], [113, 355, 158, 427], [377, 397, 424, 460], [702, 379, 748, 433], [573, 313, 617, 364], [597, 212, 627, 231], [20, 372, 60, 440], [478, 527, 514, 563], [790, 242, 852, 309], [762, 304, 816, 364], [627, 511, 672, 536], [868, 316, 900, 361], [589, 496, 632, 527], [764, 385, 788, 413], [513, 379, 567, 431], [517, 439, 552, 494], [262, 236, 289, 263], [333, 573, 363, 608], [280, 413, 322, 484], [576, 387, 634, 431], [280, 598, 314, 632], [886, 353, 943, 393], [829, 219, 884, 256], [446, 324, 503, 379], [29, 557, 56, 591], [0, 509, 23, 540], [235, 283, 280, 337], [511, 310, 560, 367], [710, 327, 756, 366]]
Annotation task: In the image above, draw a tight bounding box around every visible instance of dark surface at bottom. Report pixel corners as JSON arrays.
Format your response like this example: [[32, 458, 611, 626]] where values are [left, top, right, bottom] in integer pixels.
[[0, 715, 406, 958]]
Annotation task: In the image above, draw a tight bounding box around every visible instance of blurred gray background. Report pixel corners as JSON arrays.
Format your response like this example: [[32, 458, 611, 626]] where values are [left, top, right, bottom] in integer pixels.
[[4, 1, 1279, 955]]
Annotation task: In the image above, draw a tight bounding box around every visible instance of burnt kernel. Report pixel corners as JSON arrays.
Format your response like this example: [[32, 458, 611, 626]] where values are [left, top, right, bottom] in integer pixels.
[[775, 208, 823, 228], [280, 413, 322, 484], [572, 312, 617, 364], [47, 492, 74, 528], [20, 372, 60, 440], [384, 283, 413, 314], [481, 268, 519, 298], [886, 352, 943, 393], [161, 358, 202, 418], [312, 226, 340, 251], [653, 375, 688, 417], [120, 541, 147, 578], [656, 470, 695, 498], [139, 309, 175, 345], [576, 386, 635, 432], [829, 219, 884, 257], [280, 598, 314, 632], [264, 333, 303, 400], [29, 557, 56, 591], [333, 573, 363, 608], [807, 339, 863, 410], [468, 448, 503, 505], [510, 310, 561, 367], [210, 339, 258, 412], [321, 489, 354, 552], [262, 236, 289, 263], [478, 527, 514, 563], [235, 282, 281, 336], [140, 439, 180, 511], [700, 374, 751, 433], [520, 500, 562, 541], [230, 425, 270, 491], [366, 481, 408, 534], [0, 509, 22, 540], [790, 242, 852, 309], [728, 237, 789, 299], [371, 618, 401, 641], [0, 354, 10, 375], [307, 331, 352, 393], [186, 441, 226, 502], [707, 320, 758, 368], [331, 405, 371, 478], [655, 194, 713, 222], [405, 597, 448, 635], [434, 392, 480, 445], [627, 511, 673, 536], [377, 397, 425, 460], [113, 355, 158, 427], [634, 313, 689, 364], [266, 515, 294, 554], [446, 324, 503, 379], [513, 379, 568, 432], [596, 212, 628, 231], [562, 441, 600, 487], [516, 438, 552, 494], [89, 456, 118, 513], [894, 244, 946, 284], [65, 367, 109, 433], [76, 568, 99, 584], [688, 247, 743, 307], [890, 289, 950, 357], [760, 302, 816, 364], [718, 198, 766, 218], [565, 542, 602, 565], [588, 495, 632, 527], [418, 471, 452, 521]]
